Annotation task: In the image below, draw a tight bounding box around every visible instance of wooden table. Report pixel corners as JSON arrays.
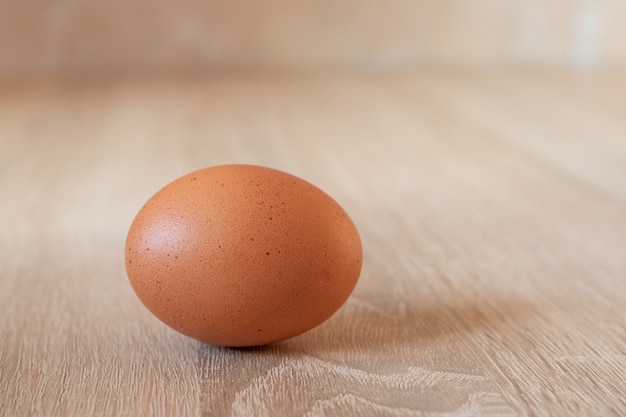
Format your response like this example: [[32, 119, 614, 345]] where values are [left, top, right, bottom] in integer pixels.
[[1, 72, 625, 417]]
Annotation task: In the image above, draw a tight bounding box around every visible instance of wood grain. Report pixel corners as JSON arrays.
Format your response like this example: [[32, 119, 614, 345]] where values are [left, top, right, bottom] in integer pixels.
[[1, 72, 625, 416]]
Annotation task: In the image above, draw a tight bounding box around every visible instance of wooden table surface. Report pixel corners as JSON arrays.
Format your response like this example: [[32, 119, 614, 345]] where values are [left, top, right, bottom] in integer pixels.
[[1, 72, 625, 417]]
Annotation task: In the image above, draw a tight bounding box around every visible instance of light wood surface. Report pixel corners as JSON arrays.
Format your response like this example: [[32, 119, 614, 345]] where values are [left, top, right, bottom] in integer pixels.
[[1, 72, 625, 416]]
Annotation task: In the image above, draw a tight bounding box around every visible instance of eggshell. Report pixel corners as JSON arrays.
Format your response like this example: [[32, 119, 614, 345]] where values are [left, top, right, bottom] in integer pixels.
[[125, 164, 362, 347]]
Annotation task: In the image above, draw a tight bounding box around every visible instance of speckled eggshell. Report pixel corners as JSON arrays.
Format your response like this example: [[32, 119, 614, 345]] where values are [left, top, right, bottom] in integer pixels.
[[125, 164, 362, 347]]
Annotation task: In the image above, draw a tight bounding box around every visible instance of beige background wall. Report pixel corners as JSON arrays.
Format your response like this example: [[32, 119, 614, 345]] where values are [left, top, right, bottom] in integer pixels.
[[1, 0, 625, 77]]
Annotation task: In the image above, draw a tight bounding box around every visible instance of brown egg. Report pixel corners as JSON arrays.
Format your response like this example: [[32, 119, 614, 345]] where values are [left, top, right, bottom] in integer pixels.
[[125, 164, 362, 347]]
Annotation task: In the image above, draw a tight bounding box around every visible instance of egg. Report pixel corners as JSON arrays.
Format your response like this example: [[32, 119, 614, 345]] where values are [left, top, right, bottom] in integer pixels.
[[125, 164, 362, 347]]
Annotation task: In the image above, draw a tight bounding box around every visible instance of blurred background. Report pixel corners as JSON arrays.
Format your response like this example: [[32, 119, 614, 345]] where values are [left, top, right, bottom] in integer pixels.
[[1, 0, 626, 78]]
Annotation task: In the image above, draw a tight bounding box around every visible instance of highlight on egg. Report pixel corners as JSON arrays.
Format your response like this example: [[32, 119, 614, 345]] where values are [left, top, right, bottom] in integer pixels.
[[125, 164, 362, 347]]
